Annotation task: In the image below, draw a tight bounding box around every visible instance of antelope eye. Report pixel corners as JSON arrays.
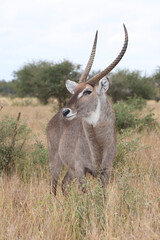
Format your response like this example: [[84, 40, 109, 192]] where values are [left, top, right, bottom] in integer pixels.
[[83, 90, 92, 95]]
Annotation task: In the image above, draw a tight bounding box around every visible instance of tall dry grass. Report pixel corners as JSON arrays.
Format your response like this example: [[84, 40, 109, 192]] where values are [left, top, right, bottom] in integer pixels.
[[0, 99, 52, 145], [0, 97, 160, 240]]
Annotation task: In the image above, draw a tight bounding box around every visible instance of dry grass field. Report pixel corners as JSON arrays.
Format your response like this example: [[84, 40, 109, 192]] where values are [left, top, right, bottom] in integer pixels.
[[0, 97, 160, 240]]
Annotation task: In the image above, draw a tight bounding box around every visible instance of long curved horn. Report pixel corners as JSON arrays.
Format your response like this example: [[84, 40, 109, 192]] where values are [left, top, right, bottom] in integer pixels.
[[79, 31, 98, 83], [87, 24, 128, 86]]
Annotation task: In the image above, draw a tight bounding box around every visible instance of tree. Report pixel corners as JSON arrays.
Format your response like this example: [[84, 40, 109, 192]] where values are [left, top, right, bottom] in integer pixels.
[[152, 67, 160, 101], [0, 80, 15, 96], [108, 69, 156, 102], [108, 69, 130, 102], [13, 60, 81, 107], [153, 66, 160, 87]]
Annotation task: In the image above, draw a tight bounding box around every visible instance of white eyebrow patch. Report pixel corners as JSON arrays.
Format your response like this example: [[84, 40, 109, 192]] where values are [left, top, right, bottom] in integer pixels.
[[78, 87, 90, 99]]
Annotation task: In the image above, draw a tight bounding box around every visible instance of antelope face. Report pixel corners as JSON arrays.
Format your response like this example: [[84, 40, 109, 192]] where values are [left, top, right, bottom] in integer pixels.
[[62, 78, 109, 122]]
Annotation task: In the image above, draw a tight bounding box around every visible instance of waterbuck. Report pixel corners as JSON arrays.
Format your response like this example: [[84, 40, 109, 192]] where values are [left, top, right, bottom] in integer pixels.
[[46, 25, 128, 195]]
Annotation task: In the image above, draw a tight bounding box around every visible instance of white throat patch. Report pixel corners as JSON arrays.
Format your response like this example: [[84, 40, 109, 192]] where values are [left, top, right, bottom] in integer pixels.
[[84, 98, 101, 126]]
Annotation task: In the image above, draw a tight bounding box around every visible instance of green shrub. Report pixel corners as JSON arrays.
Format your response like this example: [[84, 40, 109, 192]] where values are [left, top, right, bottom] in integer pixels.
[[114, 101, 138, 131], [137, 113, 160, 131], [31, 140, 48, 166], [109, 69, 156, 102], [0, 115, 49, 178], [126, 95, 146, 110], [28, 140, 49, 178], [0, 115, 31, 174], [114, 96, 159, 132]]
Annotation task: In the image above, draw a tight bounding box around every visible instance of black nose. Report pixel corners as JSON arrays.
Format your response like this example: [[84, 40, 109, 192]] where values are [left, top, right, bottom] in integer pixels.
[[63, 108, 70, 117]]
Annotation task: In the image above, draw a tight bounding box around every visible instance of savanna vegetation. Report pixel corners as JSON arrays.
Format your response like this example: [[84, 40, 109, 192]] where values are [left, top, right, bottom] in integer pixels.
[[1, 60, 160, 106], [0, 61, 160, 239]]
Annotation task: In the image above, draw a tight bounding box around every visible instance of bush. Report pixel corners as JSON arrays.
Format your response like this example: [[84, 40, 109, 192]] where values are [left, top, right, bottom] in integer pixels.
[[0, 114, 31, 174], [137, 113, 160, 131], [0, 114, 48, 178], [114, 101, 138, 131], [109, 69, 156, 102], [126, 95, 146, 110], [114, 96, 159, 132]]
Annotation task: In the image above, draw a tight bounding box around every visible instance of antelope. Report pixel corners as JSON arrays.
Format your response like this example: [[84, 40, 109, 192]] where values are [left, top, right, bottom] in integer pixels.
[[46, 25, 128, 195]]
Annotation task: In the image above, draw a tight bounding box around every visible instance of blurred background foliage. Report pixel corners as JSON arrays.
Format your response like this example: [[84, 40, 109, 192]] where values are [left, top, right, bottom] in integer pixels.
[[0, 60, 160, 108]]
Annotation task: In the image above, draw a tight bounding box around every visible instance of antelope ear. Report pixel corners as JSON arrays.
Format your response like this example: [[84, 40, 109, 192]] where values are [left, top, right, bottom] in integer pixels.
[[66, 80, 78, 94], [98, 78, 109, 94]]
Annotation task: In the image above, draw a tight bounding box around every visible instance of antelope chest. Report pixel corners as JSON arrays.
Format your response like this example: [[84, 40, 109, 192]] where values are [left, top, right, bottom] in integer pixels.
[[58, 126, 93, 170]]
